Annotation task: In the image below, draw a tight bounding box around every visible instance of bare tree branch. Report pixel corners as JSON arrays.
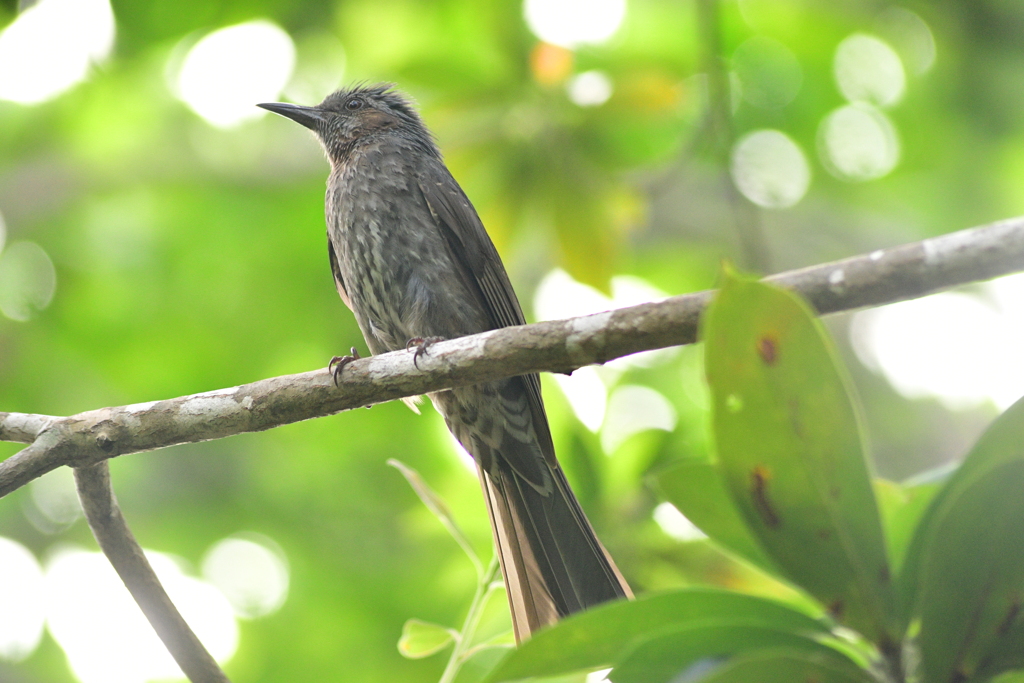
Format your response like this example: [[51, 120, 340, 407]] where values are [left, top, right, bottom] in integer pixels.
[[74, 462, 231, 683], [1, 215, 1023, 498], [0, 412, 55, 442]]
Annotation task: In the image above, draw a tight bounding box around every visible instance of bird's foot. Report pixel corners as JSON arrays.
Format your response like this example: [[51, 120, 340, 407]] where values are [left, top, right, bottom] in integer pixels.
[[328, 347, 361, 387], [406, 336, 444, 369]]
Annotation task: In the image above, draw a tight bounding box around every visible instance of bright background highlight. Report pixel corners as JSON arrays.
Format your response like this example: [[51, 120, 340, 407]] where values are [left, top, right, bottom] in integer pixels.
[[0, 532, 289, 682], [852, 273, 1024, 411], [524, 0, 626, 48], [0, 0, 114, 104], [175, 21, 296, 128]]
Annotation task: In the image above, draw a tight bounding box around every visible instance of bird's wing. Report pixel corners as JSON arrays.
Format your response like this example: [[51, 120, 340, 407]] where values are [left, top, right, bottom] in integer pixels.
[[416, 165, 557, 463], [327, 235, 353, 311]]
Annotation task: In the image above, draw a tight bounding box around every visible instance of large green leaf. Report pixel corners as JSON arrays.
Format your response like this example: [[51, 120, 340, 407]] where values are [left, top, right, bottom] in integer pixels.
[[656, 459, 777, 573], [916, 459, 1024, 683], [484, 588, 829, 682], [608, 624, 864, 683], [702, 273, 896, 641], [693, 648, 877, 683], [898, 396, 1024, 625]]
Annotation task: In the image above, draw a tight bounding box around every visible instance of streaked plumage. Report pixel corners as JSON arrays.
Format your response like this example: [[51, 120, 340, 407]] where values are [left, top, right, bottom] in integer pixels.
[[259, 84, 631, 641]]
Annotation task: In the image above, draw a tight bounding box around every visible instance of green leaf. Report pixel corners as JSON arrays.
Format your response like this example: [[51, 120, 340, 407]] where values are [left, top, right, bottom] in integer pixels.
[[701, 272, 895, 641], [990, 672, 1024, 683], [608, 624, 864, 683], [980, 627, 1024, 683], [388, 458, 483, 577], [916, 459, 1024, 683], [691, 648, 877, 683], [874, 477, 943, 577], [656, 459, 777, 573], [485, 588, 829, 682], [898, 396, 1024, 625], [398, 618, 457, 659]]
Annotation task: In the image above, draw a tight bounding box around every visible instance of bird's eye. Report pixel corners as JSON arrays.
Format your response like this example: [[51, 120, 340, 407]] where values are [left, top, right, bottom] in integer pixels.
[[346, 98, 364, 111]]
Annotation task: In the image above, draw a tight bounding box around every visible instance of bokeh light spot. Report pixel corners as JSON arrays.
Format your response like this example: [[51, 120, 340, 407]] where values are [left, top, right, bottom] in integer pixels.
[[732, 36, 802, 109], [533, 268, 612, 323], [653, 502, 708, 541], [568, 70, 613, 107], [834, 33, 905, 107], [553, 367, 607, 432], [601, 384, 677, 453], [875, 7, 936, 76], [530, 42, 574, 86], [176, 21, 296, 128], [202, 534, 289, 619], [46, 548, 238, 683], [818, 103, 900, 181], [524, 0, 626, 49], [534, 269, 676, 369], [851, 274, 1024, 410], [282, 32, 347, 106], [0, 241, 57, 321], [0, 0, 115, 104], [0, 537, 45, 662], [533, 270, 677, 431], [29, 467, 82, 531], [730, 130, 810, 209]]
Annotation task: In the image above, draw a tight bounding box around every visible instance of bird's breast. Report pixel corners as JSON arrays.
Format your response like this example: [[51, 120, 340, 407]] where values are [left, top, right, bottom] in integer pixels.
[[326, 146, 488, 351]]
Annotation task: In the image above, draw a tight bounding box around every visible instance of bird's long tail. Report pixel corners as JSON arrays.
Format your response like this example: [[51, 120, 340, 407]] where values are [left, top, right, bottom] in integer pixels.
[[477, 452, 632, 642]]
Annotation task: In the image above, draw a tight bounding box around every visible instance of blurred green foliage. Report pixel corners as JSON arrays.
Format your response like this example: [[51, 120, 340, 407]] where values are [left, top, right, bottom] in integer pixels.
[[1, 0, 1023, 681]]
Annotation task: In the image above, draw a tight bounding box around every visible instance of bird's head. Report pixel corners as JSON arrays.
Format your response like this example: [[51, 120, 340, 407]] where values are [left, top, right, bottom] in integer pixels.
[[259, 83, 438, 163]]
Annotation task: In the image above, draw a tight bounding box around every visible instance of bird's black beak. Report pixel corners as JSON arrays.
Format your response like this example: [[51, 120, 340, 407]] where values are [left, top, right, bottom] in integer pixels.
[[257, 102, 326, 131]]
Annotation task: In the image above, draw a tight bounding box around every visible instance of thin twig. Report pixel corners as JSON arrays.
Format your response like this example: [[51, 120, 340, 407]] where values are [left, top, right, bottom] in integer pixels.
[[74, 462, 231, 683], [439, 556, 503, 683], [1, 216, 1023, 497]]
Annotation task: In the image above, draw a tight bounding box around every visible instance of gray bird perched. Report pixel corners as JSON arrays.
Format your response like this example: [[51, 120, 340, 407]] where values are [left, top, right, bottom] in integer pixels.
[[259, 84, 631, 642]]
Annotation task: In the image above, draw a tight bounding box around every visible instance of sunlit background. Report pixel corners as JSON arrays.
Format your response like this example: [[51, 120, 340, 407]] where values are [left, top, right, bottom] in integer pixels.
[[1, 0, 1022, 680]]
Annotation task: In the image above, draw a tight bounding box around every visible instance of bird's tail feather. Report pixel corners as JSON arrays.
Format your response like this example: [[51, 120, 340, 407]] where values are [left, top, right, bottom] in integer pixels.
[[478, 457, 632, 642]]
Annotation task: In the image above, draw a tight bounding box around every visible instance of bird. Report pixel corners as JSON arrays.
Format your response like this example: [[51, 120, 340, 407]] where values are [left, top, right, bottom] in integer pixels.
[[259, 84, 631, 642]]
